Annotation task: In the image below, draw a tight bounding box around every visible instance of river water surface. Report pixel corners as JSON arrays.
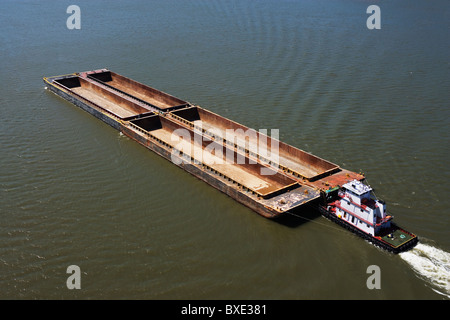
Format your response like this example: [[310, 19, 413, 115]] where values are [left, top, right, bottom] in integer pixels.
[[0, 0, 449, 299]]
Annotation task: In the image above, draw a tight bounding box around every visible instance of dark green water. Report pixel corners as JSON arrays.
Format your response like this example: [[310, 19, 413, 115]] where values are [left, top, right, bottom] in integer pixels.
[[1, 0, 449, 299]]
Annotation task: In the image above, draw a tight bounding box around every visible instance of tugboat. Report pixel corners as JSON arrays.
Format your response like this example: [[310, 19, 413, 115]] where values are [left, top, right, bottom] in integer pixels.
[[319, 179, 418, 254]]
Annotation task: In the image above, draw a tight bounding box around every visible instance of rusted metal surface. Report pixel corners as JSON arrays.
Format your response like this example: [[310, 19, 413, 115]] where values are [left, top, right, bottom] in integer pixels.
[[131, 114, 302, 199], [44, 69, 365, 219], [123, 115, 320, 218], [54, 75, 151, 119], [82, 70, 188, 111], [170, 106, 340, 180], [260, 185, 320, 213], [305, 169, 365, 191]]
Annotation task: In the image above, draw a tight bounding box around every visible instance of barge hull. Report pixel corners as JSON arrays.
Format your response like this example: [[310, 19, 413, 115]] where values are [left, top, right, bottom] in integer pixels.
[[43, 71, 321, 218]]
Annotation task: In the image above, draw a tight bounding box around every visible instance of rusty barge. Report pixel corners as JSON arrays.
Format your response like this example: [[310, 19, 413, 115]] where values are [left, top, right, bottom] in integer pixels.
[[43, 69, 418, 253]]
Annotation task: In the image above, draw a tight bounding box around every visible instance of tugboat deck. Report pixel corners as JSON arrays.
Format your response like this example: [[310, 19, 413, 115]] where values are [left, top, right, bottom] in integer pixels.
[[378, 228, 416, 249]]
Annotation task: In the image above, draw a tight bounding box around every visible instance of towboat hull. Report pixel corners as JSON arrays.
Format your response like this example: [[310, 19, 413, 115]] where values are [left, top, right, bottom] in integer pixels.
[[319, 205, 418, 254]]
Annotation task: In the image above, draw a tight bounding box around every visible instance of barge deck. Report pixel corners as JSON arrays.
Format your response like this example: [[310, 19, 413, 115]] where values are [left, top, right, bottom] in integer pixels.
[[42, 69, 366, 219]]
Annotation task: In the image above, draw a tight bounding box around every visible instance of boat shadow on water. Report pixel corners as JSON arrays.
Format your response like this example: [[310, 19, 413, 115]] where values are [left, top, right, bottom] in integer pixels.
[[273, 203, 322, 228]]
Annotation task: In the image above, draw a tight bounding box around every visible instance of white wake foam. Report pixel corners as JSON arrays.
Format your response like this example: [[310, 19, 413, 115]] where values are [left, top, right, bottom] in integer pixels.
[[400, 243, 450, 298]]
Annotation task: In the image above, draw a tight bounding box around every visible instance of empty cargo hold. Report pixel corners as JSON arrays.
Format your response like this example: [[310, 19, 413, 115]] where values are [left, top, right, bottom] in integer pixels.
[[131, 115, 299, 198], [84, 69, 189, 111], [55, 75, 151, 119], [170, 106, 340, 180]]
